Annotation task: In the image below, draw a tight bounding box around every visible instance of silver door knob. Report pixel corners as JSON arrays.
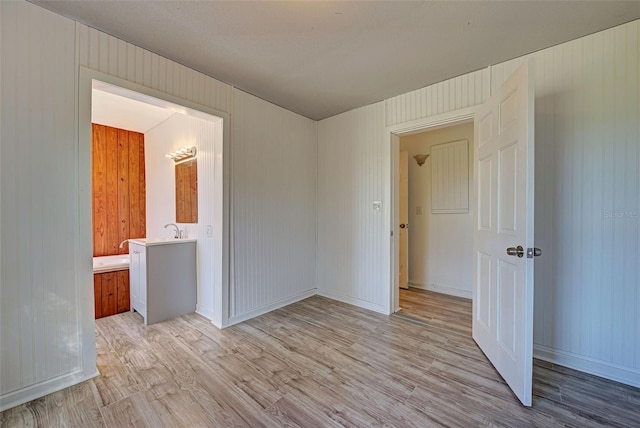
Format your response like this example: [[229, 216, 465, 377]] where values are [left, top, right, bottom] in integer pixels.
[[506, 245, 524, 258]]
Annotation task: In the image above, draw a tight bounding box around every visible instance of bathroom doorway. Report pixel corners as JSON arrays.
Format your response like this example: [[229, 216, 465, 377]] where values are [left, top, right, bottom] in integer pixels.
[[78, 68, 231, 352]]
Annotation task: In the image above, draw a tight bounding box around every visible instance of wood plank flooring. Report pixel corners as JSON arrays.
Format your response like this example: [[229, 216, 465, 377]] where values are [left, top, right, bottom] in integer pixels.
[[397, 287, 472, 336], [2, 295, 639, 427]]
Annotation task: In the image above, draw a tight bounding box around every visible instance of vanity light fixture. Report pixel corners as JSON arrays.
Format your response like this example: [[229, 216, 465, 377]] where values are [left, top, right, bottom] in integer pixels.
[[413, 154, 429, 166], [166, 146, 197, 163]]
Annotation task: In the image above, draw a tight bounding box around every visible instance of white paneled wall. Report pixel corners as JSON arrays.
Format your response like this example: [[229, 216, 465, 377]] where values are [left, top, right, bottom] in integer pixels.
[[77, 25, 233, 114], [319, 20, 640, 387], [317, 102, 390, 313], [0, 2, 96, 410], [230, 90, 317, 322], [490, 22, 640, 384], [145, 113, 222, 319], [385, 68, 490, 126], [1, 0, 317, 409]]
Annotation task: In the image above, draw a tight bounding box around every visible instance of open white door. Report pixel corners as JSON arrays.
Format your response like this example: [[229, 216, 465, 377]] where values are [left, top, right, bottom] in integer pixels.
[[473, 62, 535, 406], [399, 150, 409, 289]]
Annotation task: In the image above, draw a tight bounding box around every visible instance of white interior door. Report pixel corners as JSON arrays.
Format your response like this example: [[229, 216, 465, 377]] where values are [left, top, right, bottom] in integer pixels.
[[473, 62, 535, 406], [399, 150, 409, 289]]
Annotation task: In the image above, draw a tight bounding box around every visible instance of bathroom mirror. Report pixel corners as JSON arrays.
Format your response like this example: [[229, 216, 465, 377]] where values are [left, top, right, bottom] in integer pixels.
[[175, 159, 198, 223]]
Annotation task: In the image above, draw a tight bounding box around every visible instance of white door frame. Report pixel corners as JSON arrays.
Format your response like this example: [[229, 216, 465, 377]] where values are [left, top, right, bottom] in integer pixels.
[[387, 106, 478, 313], [78, 67, 232, 371]]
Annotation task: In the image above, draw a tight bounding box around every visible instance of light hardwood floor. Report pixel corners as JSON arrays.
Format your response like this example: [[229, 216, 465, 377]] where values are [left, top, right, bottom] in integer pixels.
[[396, 288, 472, 336], [2, 295, 639, 427]]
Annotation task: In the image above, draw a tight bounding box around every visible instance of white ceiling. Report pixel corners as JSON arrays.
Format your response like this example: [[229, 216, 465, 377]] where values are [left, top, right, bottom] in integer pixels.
[[34, 1, 640, 120], [92, 89, 175, 133]]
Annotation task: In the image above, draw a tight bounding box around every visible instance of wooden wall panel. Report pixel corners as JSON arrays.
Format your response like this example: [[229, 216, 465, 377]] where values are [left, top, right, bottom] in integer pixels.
[[92, 124, 146, 256], [117, 129, 130, 255], [92, 124, 107, 256], [105, 126, 119, 256]]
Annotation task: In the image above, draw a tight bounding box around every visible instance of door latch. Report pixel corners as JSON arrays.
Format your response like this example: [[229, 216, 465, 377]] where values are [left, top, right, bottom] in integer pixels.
[[527, 247, 542, 258]]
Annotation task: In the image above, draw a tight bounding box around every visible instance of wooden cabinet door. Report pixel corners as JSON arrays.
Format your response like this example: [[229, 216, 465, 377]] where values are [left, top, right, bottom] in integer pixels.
[[101, 272, 117, 317], [117, 270, 130, 313], [94, 275, 102, 319]]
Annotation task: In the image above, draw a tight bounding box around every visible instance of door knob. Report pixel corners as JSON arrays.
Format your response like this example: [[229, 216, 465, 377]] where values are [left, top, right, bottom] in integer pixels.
[[506, 245, 524, 258], [399, 223, 407, 229]]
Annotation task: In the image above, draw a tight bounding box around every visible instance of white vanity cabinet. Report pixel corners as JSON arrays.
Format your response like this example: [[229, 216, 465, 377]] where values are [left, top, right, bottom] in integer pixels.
[[128, 238, 196, 325]]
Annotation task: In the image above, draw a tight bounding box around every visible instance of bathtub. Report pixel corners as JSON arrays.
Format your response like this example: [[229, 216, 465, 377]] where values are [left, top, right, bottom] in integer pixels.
[[93, 254, 130, 274]]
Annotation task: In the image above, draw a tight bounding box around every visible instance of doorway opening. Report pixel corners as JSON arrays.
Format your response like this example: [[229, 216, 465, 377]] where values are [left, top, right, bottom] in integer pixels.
[[394, 121, 474, 336], [78, 68, 231, 371]]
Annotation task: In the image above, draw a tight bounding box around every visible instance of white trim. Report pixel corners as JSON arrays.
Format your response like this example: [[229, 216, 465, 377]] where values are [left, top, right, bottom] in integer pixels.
[[224, 288, 317, 327], [0, 369, 99, 412], [409, 281, 472, 299], [318, 290, 389, 315], [387, 105, 480, 314], [534, 345, 640, 389], [196, 304, 215, 322]]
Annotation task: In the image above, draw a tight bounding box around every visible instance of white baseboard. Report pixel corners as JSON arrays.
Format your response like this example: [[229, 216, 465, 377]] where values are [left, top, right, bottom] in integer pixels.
[[317, 289, 389, 315], [224, 288, 317, 327], [0, 368, 100, 412], [195, 304, 215, 321], [534, 344, 640, 388], [409, 281, 472, 299]]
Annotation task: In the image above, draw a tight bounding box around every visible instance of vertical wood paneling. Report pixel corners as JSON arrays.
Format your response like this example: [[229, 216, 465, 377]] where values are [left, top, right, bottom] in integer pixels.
[[77, 24, 233, 115], [317, 102, 388, 312], [231, 90, 317, 319], [91, 124, 145, 256], [117, 129, 130, 254], [105, 126, 118, 255], [92, 124, 107, 255], [1, 0, 79, 402], [386, 68, 490, 126]]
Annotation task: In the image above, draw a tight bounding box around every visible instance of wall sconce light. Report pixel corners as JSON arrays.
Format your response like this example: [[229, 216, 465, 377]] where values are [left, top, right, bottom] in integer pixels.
[[166, 146, 197, 163], [413, 154, 429, 166]]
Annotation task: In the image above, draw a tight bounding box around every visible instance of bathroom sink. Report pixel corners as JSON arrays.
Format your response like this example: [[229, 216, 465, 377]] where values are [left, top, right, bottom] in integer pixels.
[[128, 237, 196, 246]]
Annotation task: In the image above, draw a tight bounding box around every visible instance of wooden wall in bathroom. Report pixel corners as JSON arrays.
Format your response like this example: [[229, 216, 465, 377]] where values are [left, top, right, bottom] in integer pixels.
[[92, 124, 146, 256]]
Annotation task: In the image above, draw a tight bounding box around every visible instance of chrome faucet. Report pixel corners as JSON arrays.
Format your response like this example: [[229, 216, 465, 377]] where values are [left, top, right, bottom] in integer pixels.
[[164, 223, 180, 239]]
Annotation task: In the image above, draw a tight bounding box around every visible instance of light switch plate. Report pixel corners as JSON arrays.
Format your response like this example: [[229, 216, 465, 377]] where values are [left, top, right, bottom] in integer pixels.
[[372, 201, 382, 211], [416, 206, 422, 215], [206, 225, 213, 237]]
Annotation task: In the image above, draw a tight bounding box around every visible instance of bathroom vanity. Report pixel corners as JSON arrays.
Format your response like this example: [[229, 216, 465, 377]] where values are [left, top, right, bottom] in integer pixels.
[[128, 238, 197, 325]]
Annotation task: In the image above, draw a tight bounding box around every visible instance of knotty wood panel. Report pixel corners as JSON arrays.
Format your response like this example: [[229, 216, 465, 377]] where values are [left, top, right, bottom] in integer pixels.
[[92, 124, 146, 256], [100, 273, 117, 317], [94, 275, 102, 319], [116, 271, 130, 313], [105, 126, 119, 256], [92, 124, 107, 256], [117, 129, 130, 255], [175, 159, 197, 223]]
